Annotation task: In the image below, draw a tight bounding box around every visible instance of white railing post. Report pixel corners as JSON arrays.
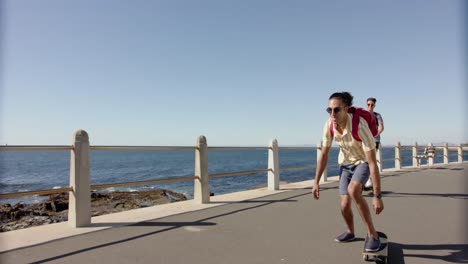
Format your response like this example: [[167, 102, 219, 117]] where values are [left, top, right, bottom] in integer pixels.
[[412, 142, 418, 167], [69, 129, 91, 227], [428, 143, 434, 166], [268, 139, 280, 191], [317, 141, 327, 182], [395, 142, 401, 170], [194, 135, 209, 204], [376, 144, 383, 172], [443, 143, 449, 164], [458, 144, 463, 163]]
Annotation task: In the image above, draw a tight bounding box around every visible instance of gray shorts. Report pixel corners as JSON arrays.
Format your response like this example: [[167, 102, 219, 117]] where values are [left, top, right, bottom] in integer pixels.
[[339, 163, 370, 195]]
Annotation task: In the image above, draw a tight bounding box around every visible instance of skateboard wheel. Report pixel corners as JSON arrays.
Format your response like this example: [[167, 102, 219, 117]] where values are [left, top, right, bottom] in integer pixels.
[[375, 256, 386, 264]]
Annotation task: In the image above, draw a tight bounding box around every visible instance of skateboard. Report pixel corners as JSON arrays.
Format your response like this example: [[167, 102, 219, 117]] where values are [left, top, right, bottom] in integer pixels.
[[362, 231, 388, 263]]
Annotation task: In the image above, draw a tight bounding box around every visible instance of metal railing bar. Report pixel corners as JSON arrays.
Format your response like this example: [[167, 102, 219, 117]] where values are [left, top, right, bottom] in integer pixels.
[[279, 147, 316, 150], [90, 146, 195, 151], [279, 165, 315, 171], [448, 147, 461, 150], [91, 176, 197, 190], [208, 147, 270, 151], [0, 146, 73, 151], [210, 168, 271, 178], [0, 187, 73, 199]]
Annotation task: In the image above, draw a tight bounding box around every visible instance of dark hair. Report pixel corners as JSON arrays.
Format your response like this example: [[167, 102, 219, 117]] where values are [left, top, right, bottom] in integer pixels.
[[367, 97, 377, 103], [329, 92, 353, 106]]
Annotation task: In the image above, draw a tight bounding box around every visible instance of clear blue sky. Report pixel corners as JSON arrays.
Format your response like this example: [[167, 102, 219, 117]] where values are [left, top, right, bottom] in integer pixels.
[[1, 0, 466, 146]]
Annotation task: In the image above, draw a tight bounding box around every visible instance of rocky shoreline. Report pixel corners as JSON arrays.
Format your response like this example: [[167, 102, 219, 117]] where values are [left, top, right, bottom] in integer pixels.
[[0, 189, 187, 232]]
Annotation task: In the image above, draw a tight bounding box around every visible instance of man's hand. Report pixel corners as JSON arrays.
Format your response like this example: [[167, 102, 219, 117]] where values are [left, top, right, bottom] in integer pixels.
[[373, 197, 384, 215], [312, 184, 320, 200]]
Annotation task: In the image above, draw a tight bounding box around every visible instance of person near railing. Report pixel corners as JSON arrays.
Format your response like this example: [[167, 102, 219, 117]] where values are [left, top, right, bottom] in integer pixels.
[[364, 97, 385, 189], [312, 91, 384, 252]]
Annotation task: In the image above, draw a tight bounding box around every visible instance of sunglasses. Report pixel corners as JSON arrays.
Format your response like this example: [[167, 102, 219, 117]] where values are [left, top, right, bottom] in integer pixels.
[[326, 107, 342, 114], [367, 103, 375, 107]]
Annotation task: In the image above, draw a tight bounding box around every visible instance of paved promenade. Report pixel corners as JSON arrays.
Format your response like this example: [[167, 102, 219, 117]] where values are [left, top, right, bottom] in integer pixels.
[[1, 163, 467, 263]]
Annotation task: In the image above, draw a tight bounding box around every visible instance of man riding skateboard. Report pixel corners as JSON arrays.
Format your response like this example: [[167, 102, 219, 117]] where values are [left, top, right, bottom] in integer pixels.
[[312, 92, 384, 252]]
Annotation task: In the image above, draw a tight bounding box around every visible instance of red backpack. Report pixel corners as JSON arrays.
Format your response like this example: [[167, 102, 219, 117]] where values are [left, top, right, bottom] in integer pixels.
[[329, 106, 378, 141]]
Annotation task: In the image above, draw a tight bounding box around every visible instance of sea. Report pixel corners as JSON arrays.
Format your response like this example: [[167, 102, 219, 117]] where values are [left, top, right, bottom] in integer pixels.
[[0, 146, 465, 205]]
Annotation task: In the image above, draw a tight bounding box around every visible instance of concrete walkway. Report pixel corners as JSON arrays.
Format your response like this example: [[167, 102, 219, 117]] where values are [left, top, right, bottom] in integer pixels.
[[1, 163, 467, 263]]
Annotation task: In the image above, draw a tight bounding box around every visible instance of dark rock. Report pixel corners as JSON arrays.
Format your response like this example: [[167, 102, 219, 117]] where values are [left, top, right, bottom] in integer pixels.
[[0, 189, 187, 232]]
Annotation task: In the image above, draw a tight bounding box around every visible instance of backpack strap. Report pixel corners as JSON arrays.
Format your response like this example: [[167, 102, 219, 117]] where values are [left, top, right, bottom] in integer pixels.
[[373, 112, 380, 127], [351, 113, 361, 141], [329, 114, 362, 141], [329, 120, 334, 137]]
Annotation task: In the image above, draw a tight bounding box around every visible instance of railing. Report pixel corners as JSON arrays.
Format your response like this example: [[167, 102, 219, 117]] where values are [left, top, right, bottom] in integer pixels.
[[0, 129, 466, 228], [398, 142, 467, 168]]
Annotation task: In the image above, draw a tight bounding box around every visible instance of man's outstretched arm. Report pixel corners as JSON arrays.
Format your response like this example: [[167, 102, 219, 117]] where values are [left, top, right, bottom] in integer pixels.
[[312, 146, 330, 200]]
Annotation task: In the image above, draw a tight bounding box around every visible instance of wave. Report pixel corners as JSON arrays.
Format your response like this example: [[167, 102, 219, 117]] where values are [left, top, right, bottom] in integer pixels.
[[0, 182, 36, 188]]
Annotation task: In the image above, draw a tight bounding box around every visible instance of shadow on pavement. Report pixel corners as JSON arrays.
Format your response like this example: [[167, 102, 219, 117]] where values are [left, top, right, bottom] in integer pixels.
[[389, 242, 468, 264], [379, 191, 468, 200], [17, 191, 311, 263]]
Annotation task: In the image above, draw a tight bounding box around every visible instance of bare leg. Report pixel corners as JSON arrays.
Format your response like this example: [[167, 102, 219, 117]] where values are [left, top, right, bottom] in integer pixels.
[[348, 181, 378, 239], [340, 194, 354, 234]]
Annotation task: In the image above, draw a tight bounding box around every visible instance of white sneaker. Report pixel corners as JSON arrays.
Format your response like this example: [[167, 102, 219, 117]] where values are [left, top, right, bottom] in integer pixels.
[[364, 179, 373, 189]]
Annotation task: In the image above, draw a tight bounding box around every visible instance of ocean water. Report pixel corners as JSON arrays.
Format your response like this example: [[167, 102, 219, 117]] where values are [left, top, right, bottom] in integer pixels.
[[0, 146, 465, 204]]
